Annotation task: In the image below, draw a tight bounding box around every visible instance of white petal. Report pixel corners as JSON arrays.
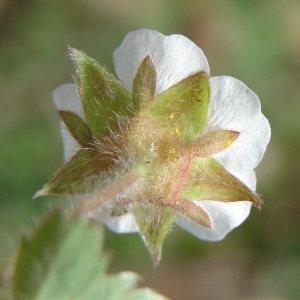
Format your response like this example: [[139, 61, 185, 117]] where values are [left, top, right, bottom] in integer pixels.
[[52, 83, 84, 117], [176, 201, 251, 241], [113, 29, 210, 95], [90, 207, 138, 233], [230, 169, 257, 191], [104, 214, 137, 233], [206, 76, 271, 172], [52, 84, 84, 161], [59, 124, 80, 161]]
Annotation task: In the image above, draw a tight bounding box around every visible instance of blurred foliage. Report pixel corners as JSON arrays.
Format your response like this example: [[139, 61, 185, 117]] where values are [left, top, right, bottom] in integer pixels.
[[3, 210, 167, 300], [1, 0, 300, 299]]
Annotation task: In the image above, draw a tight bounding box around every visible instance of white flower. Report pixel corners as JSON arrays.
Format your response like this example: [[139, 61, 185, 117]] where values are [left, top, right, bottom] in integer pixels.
[[53, 29, 270, 242]]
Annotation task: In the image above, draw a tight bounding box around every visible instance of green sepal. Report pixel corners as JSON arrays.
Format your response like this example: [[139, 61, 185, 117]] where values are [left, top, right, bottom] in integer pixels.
[[70, 48, 133, 139], [59, 110, 94, 148], [132, 56, 156, 108], [76, 173, 139, 215], [35, 149, 98, 196], [178, 157, 261, 208], [148, 71, 210, 144], [193, 129, 240, 157], [166, 198, 211, 228], [132, 204, 176, 265]]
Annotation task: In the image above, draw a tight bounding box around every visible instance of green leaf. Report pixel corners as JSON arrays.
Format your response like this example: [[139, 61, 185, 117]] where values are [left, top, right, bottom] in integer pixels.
[[12, 210, 168, 300], [35, 149, 99, 195], [178, 157, 261, 207], [12, 211, 64, 299], [132, 204, 176, 265], [148, 71, 210, 144], [70, 48, 133, 139], [132, 56, 156, 108], [192, 129, 240, 157], [58, 110, 94, 148]]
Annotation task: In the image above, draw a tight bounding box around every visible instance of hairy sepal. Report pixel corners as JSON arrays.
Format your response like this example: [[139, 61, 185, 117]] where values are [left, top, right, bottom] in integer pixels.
[[76, 173, 139, 215], [70, 48, 133, 139], [132, 204, 176, 265], [59, 110, 94, 149], [148, 71, 210, 144], [178, 157, 261, 208], [35, 149, 98, 196], [193, 130, 240, 157], [166, 198, 211, 228], [132, 56, 156, 108]]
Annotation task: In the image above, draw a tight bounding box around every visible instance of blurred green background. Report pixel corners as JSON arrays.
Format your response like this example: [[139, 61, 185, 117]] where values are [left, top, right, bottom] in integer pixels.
[[1, 0, 300, 299]]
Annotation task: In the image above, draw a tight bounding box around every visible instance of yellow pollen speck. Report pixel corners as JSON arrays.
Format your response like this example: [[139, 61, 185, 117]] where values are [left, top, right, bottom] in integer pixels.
[[170, 113, 174, 119], [169, 148, 176, 154], [174, 128, 180, 134], [224, 139, 232, 148]]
